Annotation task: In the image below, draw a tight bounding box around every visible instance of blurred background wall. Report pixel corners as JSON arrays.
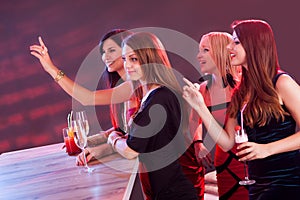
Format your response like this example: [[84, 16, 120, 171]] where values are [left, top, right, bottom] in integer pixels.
[[1, 0, 299, 153]]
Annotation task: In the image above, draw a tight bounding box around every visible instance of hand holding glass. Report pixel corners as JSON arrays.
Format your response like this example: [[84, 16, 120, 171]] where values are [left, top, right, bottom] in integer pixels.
[[235, 125, 255, 185], [73, 111, 94, 173]]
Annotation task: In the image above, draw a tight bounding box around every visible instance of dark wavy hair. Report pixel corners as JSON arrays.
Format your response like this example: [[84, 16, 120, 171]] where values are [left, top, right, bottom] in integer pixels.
[[97, 29, 136, 131]]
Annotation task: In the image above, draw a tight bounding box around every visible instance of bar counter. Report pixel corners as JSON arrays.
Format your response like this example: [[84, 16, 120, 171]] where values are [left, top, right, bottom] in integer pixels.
[[0, 143, 138, 200]]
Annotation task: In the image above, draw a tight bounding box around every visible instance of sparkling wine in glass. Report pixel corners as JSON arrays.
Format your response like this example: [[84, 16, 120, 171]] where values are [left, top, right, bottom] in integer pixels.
[[75, 111, 90, 136], [74, 111, 94, 173], [235, 125, 255, 185]]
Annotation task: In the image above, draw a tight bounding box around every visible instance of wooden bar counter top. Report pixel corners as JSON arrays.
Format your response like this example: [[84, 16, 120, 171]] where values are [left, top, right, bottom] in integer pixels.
[[0, 143, 138, 200]]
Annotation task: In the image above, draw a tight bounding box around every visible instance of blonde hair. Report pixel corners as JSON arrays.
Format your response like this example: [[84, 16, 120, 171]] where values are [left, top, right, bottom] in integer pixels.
[[202, 32, 233, 85]]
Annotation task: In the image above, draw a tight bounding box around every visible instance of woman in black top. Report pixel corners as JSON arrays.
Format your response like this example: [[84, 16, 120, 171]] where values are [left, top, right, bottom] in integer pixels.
[[107, 32, 197, 199]]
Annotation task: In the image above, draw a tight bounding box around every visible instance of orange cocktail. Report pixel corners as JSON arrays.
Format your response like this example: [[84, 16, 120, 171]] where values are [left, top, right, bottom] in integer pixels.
[[63, 128, 81, 155]]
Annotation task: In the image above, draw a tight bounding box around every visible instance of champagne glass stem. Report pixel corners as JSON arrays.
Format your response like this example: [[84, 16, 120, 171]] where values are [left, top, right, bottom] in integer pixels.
[[82, 147, 94, 173], [82, 148, 94, 173], [239, 160, 255, 185], [243, 162, 249, 179], [82, 148, 88, 169]]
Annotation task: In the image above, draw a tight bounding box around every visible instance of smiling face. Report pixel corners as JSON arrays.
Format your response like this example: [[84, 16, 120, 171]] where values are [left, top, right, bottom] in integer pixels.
[[197, 36, 218, 74], [227, 31, 247, 69], [101, 38, 124, 74], [122, 44, 144, 82]]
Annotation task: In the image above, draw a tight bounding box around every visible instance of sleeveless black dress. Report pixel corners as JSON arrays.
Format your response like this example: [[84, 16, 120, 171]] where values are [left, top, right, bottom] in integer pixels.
[[245, 105, 300, 200], [243, 73, 300, 200]]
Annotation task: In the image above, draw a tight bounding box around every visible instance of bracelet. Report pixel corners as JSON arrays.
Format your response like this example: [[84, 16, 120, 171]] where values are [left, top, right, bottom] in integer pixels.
[[193, 140, 203, 144], [112, 137, 121, 151], [54, 70, 65, 82]]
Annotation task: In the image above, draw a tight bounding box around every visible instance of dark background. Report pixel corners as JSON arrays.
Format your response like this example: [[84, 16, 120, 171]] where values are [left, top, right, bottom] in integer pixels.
[[1, 0, 299, 153]]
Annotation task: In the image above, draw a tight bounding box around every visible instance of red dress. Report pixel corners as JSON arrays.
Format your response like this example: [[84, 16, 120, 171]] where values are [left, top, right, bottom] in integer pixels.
[[180, 144, 205, 200], [208, 102, 249, 200]]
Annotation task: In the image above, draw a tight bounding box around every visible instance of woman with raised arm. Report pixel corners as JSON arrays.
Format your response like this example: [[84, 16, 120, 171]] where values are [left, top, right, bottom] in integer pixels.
[[183, 19, 300, 199], [30, 29, 141, 163], [30, 33, 134, 106]]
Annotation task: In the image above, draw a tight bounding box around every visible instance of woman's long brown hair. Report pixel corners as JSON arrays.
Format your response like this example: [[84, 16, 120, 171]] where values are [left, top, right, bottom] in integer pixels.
[[228, 19, 287, 128], [123, 32, 191, 142]]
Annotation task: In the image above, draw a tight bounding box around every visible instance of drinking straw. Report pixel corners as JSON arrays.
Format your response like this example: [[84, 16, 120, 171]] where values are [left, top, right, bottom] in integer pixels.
[[67, 113, 70, 128], [240, 103, 247, 133]]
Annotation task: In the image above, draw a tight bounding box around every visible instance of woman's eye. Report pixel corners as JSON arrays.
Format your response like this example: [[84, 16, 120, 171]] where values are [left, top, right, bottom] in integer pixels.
[[203, 48, 209, 52], [234, 41, 240, 45], [108, 49, 115, 53], [131, 57, 138, 62]]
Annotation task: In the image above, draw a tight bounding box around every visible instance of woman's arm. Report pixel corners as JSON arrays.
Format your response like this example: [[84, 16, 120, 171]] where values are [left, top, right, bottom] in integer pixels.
[[274, 74, 300, 152], [192, 121, 213, 166], [107, 132, 138, 159], [30, 36, 133, 105], [182, 78, 236, 151], [237, 74, 300, 161]]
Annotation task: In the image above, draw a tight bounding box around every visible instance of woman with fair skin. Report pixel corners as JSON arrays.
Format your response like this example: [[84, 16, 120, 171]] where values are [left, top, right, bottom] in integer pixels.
[[107, 32, 198, 199], [183, 19, 300, 199], [30, 30, 204, 198], [194, 32, 247, 199], [30, 29, 139, 164], [30, 37, 134, 106], [76, 29, 142, 165]]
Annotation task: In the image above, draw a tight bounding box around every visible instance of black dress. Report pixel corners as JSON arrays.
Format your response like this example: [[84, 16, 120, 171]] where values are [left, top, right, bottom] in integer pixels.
[[245, 105, 300, 200], [127, 86, 197, 200], [243, 72, 300, 200]]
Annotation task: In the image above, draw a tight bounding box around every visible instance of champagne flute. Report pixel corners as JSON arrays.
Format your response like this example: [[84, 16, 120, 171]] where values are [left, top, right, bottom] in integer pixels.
[[75, 111, 90, 136], [74, 111, 94, 173], [235, 104, 255, 185]]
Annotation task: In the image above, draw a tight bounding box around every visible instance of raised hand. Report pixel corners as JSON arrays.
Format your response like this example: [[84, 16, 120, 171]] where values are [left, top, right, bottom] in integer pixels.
[[182, 78, 205, 111], [29, 36, 56, 73]]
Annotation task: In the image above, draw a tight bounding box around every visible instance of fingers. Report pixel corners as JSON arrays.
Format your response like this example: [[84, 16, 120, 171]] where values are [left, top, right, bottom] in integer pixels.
[[29, 45, 43, 53], [29, 36, 48, 57], [30, 50, 42, 59], [182, 86, 194, 99], [236, 142, 255, 161], [86, 153, 94, 163], [29, 45, 45, 58], [183, 78, 200, 90], [76, 149, 91, 166], [107, 131, 122, 144], [197, 155, 214, 169], [202, 157, 214, 169], [38, 36, 45, 46], [238, 153, 255, 162], [183, 77, 194, 87], [236, 142, 248, 150], [236, 148, 249, 159], [193, 83, 200, 90], [76, 152, 84, 166], [38, 36, 48, 55]]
